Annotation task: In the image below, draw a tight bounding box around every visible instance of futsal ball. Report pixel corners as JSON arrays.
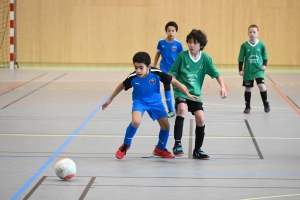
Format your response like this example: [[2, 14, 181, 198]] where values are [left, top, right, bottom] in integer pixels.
[[55, 158, 76, 180]]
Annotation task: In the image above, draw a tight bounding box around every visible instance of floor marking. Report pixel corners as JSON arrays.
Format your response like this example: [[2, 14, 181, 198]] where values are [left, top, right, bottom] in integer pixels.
[[188, 119, 193, 159], [286, 96, 300, 109], [240, 193, 300, 200], [0, 73, 47, 96], [1, 73, 67, 109], [244, 120, 264, 159], [266, 75, 276, 85], [271, 83, 300, 116], [79, 177, 96, 200], [10, 97, 109, 200], [1, 134, 300, 140], [23, 176, 47, 200]]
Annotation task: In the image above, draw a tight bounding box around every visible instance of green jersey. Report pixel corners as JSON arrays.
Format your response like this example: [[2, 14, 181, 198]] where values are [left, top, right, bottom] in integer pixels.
[[169, 50, 220, 102], [238, 40, 268, 81]]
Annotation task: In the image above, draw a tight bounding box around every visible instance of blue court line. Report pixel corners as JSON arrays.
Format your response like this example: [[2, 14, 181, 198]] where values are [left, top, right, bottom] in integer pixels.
[[11, 96, 109, 200]]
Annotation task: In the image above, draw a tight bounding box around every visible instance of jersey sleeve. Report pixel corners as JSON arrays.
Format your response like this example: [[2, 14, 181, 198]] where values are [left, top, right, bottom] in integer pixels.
[[205, 55, 220, 79], [122, 72, 135, 91], [238, 43, 245, 62], [151, 67, 172, 84], [261, 43, 268, 60], [156, 40, 162, 52]]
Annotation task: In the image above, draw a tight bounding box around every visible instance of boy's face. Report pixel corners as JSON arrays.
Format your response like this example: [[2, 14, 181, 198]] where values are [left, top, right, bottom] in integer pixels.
[[187, 39, 201, 54], [134, 62, 150, 78], [166, 26, 177, 39], [248, 27, 259, 40]]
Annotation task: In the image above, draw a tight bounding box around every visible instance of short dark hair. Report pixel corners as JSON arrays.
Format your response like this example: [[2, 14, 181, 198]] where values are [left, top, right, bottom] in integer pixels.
[[132, 52, 151, 66], [165, 21, 178, 32], [248, 24, 259, 31], [186, 29, 207, 51]]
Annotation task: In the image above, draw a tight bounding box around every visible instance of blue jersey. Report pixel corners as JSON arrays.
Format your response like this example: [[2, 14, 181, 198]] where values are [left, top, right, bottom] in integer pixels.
[[123, 67, 173, 105], [156, 39, 184, 73]]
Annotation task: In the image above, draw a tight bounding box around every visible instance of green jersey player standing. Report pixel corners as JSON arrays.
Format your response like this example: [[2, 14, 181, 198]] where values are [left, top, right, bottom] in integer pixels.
[[169, 29, 227, 159], [238, 24, 270, 114]]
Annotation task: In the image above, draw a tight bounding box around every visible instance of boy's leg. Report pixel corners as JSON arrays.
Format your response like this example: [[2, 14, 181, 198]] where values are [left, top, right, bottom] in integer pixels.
[[173, 98, 187, 155], [244, 87, 252, 113], [193, 109, 210, 160], [257, 80, 270, 113], [163, 82, 175, 118], [116, 111, 141, 159], [152, 115, 174, 158]]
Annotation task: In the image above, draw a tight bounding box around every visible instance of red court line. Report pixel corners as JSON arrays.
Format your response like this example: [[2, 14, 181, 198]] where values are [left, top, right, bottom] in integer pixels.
[[0, 81, 23, 93], [271, 83, 300, 116]]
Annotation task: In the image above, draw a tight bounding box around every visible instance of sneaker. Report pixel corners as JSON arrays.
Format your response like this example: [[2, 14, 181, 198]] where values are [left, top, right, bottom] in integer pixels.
[[172, 143, 184, 155], [115, 143, 130, 159], [193, 149, 210, 160], [153, 146, 175, 158], [264, 102, 270, 113], [167, 111, 175, 118], [244, 107, 251, 114]]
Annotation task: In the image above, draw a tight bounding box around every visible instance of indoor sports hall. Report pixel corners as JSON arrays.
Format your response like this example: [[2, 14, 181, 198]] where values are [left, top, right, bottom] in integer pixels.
[[1, 1, 299, 200]]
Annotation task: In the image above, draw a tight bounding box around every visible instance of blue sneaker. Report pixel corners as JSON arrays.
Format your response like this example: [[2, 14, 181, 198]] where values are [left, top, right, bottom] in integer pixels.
[[172, 143, 184, 155], [193, 149, 210, 160]]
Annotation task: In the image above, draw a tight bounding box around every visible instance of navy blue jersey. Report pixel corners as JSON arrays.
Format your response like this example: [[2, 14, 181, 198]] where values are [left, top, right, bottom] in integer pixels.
[[123, 67, 173, 104]]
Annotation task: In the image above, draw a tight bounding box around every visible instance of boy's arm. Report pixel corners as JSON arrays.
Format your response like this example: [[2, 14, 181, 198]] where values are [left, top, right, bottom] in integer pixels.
[[216, 76, 227, 99], [102, 82, 125, 110], [153, 51, 161, 67], [239, 62, 244, 76], [171, 77, 200, 101]]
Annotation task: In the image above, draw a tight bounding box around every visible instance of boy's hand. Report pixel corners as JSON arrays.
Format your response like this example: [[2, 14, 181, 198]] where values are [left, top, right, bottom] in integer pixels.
[[102, 99, 112, 110], [239, 71, 244, 76], [187, 94, 200, 101], [220, 88, 227, 99], [261, 66, 266, 70]]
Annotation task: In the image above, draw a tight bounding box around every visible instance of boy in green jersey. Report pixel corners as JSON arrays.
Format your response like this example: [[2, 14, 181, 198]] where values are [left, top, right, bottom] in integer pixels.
[[169, 29, 227, 159], [238, 24, 270, 114]]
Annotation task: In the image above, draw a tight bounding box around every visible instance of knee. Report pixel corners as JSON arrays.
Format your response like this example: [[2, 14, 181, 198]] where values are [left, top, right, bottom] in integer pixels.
[[176, 105, 186, 117], [131, 121, 140, 128]]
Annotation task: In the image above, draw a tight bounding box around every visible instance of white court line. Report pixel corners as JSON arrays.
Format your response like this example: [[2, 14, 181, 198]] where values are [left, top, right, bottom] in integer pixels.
[[241, 193, 300, 200]]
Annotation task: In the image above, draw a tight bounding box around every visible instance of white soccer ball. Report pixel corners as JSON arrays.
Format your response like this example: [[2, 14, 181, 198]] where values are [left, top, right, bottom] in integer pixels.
[[55, 158, 76, 180]]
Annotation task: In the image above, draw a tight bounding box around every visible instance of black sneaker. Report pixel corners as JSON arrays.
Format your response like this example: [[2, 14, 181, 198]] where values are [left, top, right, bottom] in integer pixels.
[[244, 107, 251, 114], [172, 143, 184, 155], [264, 102, 270, 113], [193, 149, 210, 160]]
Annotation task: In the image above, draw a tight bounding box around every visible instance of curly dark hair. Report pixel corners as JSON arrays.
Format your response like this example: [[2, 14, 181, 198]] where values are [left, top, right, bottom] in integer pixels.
[[165, 21, 178, 32], [132, 52, 151, 66], [186, 29, 208, 51]]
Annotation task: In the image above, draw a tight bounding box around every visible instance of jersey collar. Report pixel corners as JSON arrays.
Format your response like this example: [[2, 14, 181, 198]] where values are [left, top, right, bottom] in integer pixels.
[[247, 39, 259, 47], [188, 51, 202, 63]]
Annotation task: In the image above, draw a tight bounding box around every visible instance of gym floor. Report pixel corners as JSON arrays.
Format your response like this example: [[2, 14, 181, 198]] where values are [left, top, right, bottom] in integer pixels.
[[0, 66, 300, 200]]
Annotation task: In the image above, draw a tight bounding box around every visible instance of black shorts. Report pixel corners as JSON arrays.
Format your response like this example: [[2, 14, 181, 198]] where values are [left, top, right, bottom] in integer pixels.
[[175, 97, 203, 115], [243, 78, 265, 87]]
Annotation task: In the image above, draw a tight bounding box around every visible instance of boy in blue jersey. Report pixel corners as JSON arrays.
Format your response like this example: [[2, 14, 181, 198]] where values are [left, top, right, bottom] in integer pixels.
[[170, 29, 227, 159], [102, 51, 199, 160], [153, 21, 184, 118]]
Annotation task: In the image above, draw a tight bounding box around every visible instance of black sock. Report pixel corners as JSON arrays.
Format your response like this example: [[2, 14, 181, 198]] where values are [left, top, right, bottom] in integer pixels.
[[260, 91, 268, 104], [174, 116, 184, 142], [195, 125, 205, 150], [245, 91, 251, 108]]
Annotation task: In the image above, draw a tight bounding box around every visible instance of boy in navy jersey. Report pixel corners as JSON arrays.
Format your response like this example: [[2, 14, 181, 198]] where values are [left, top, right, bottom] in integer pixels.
[[238, 24, 270, 114], [153, 21, 184, 118], [102, 51, 199, 159]]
